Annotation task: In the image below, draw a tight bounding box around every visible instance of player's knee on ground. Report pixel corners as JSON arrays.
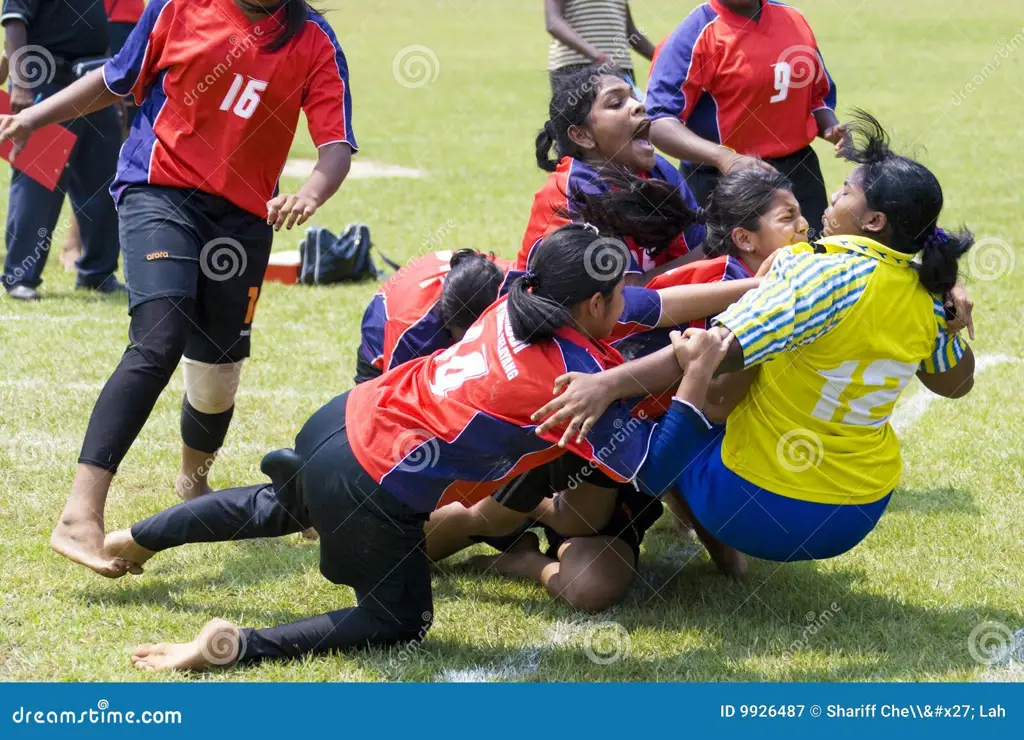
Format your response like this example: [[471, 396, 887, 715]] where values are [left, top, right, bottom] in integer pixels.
[[181, 357, 243, 453], [554, 537, 636, 613]]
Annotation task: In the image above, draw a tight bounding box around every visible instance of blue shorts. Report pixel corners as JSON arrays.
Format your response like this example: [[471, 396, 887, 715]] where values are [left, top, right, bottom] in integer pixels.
[[669, 402, 891, 562]]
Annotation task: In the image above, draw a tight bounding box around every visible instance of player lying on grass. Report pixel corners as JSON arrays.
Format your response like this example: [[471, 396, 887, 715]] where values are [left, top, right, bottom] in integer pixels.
[[532, 111, 977, 565], [98, 224, 704, 671], [459, 168, 813, 600], [0, 0, 357, 577], [520, 65, 706, 284]]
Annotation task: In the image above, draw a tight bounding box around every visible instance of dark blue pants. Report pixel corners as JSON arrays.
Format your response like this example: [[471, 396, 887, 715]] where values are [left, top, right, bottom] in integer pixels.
[[3, 79, 121, 291]]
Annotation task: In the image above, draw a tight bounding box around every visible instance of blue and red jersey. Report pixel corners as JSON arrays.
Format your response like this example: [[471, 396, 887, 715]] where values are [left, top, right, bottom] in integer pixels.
[[103, 0, 356, 218], [105, 0, 144, 24], [518, 155, 705, 275], [359, 251, 513, 373], [612, 255, 752, 362], [346, 297, 657, 512], [646, 0, 836, 160]]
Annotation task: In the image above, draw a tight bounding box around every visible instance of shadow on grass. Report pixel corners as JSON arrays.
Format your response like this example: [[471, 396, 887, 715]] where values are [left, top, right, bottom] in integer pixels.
[[887, 485, 980, 515]]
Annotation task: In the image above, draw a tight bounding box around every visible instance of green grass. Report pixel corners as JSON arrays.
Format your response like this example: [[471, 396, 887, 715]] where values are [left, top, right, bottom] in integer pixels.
[[1, 0, 1023, 682]]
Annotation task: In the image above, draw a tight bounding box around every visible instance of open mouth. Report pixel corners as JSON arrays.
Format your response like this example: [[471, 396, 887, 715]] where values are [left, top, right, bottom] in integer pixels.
[[630, 119, 654, 152]]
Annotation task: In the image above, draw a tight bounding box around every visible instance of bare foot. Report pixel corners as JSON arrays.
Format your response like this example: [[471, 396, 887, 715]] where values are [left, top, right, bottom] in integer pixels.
[[104, 529, 155, 574], [50, 509, 130, 578], [300, 527, 319, 540], [132, 618, 242, 673], [465, 531, 540, 573], [174, 474, 213, 501], [704, 539, 748, 580], [60, 244, 81, 271]]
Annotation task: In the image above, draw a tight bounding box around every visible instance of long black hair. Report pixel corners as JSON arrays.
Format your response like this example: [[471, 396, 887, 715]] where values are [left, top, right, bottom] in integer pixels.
[[703, 169, 795, 258], [438, 250, 504, 336], [535, 64, 628, 172], [237, 0, 310, 53], [568, 172, 703, 259], [842, 110, 972, 295], [507, 225, 627, 343]]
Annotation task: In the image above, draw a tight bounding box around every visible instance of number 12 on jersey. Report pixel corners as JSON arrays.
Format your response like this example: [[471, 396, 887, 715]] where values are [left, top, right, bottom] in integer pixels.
[[219, 74, 269, 119]]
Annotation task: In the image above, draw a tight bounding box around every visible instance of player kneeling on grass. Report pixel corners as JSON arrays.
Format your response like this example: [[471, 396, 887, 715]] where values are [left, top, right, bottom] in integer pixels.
[[354, 249, 509, 384], [453, 169, 812, 598], [533, 111, 977, 565], [99, 225, 688, 671], [0, 0, 357, 577]]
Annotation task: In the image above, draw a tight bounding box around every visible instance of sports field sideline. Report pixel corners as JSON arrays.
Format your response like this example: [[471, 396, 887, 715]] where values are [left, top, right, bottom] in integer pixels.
[[0, 0, 1022, 681]]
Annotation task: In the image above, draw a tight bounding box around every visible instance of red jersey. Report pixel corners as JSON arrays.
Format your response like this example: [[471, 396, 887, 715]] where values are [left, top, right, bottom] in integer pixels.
[[103, 0, 356, 217], [346, 297, 655, 512], [358, 251, 510, 373], [646, 0, 836, 159], [105, 0, 145, 24], [518, 155, 705, 275]]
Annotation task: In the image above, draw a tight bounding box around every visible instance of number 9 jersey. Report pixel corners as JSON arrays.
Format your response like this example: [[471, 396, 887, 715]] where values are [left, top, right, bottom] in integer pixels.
[[102, 0, 357, 218], [345, 297, 657, 513]]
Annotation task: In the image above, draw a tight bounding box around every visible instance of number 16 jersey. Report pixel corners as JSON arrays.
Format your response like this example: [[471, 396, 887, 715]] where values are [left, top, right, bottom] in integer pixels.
[[103, 0, 357, 218]]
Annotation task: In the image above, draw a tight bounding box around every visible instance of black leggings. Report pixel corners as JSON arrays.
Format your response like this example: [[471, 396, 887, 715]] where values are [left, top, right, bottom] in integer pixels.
[[130, 392, 433, 664]]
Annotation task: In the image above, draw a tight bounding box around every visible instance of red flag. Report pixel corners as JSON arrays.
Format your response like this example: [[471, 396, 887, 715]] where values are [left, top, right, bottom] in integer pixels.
[[0, 90, 78, 191]]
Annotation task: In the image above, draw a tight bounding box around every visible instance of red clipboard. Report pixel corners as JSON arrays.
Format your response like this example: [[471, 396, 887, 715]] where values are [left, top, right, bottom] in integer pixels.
[[0, 90, 78, 191]]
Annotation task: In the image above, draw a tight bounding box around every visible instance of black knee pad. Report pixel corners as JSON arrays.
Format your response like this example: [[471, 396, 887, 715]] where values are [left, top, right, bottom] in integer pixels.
[[181, 396, 234, 454]]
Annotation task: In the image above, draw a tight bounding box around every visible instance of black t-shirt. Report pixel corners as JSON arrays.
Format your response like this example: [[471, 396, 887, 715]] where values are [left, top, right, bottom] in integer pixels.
[[1, 0, 109, 60]]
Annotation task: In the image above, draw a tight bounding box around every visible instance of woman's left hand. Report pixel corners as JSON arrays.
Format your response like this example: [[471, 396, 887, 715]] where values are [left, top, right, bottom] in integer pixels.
[[532, 372, 616, 447], [266, 193, 320, 231], [945, 281, 975, 340]]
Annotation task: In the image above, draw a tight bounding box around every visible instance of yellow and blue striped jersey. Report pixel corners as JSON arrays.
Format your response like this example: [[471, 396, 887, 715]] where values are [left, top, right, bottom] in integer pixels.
[[715, 236, 967, 505]]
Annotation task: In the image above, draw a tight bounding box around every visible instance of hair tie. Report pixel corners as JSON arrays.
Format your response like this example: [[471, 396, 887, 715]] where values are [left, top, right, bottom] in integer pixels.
[[581, 222, 600, 236], [924, 227, 950, 250], [522, 269, 539, 288]]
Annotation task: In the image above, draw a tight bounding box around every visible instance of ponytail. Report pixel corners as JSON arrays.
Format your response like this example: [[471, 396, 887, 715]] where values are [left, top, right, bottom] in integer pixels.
[[507, 225, 627, 343], [917, 227, 973, 296], [568, 173, 702, 258], [536, 121, 558, 173]]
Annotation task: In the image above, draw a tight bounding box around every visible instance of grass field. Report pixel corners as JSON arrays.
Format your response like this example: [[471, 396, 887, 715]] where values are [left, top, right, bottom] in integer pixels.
[[2, 0, 1023, 682]]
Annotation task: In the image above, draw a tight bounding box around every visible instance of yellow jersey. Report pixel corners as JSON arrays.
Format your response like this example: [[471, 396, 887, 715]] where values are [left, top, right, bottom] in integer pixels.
[[715, 236, 967, 505]]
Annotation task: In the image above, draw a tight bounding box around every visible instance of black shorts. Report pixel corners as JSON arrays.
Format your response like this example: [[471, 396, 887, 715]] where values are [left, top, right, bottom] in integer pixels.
[[543, 484, 664, 561], [492, 454, 618, 513], [353, 351, 383, 385], [683, 145, 829, 240], [119, 185, 273, 363]]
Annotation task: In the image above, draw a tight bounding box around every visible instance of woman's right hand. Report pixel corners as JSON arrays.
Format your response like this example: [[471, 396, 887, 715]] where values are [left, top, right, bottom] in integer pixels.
[[719, 149, 776, 175], [532, 372, 617, 447], [0, 112, 35, 157]]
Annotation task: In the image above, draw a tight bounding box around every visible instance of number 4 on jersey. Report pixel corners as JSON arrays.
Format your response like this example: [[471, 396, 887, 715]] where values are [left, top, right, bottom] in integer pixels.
[[219, 74, 269, 119]]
